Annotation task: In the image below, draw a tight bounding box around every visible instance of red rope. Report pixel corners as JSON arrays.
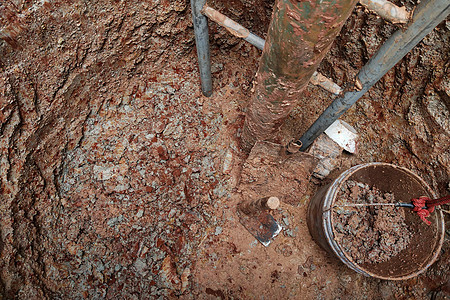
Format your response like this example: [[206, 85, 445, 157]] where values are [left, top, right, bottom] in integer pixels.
[[412, 195, 450, 225]]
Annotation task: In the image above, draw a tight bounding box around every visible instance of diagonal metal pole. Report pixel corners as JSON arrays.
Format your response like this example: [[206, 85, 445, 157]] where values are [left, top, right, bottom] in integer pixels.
[[190, 0, 212, 97], [298, 0, 450, 151]]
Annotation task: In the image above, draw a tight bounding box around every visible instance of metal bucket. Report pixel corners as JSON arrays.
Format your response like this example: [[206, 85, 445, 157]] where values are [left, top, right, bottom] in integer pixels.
[[307, 162, 445, 280]]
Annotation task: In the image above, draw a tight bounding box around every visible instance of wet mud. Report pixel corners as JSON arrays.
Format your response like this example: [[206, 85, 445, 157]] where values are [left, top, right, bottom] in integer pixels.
[[333, 180, 413, 265]]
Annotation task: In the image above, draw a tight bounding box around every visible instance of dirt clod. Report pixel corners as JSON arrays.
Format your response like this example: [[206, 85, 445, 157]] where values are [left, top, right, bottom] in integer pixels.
[[333, 180, 413, 265]]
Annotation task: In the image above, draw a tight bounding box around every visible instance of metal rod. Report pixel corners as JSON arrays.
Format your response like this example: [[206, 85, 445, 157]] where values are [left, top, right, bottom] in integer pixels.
[[298, 0, 450, 151], [201, 5, 265, 51], [238, 196, 280, 215], [201, 5, 343, 95], [190, 0, 213, 97]]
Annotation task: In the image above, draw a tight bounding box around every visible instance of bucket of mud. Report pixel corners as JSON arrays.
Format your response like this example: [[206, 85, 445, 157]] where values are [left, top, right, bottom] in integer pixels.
[[307, 162, 445, 280]]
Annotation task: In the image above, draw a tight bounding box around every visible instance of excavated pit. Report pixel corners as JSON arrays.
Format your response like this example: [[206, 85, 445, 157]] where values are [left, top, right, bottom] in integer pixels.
[[0, 0, 449, 298]]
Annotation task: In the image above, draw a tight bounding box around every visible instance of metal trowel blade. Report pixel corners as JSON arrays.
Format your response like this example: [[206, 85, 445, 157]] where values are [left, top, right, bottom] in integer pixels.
[[238, 210, 282, 247]]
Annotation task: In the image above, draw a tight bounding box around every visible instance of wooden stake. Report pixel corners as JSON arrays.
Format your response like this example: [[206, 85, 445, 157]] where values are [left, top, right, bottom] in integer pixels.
[[238, 196, 280, 215]]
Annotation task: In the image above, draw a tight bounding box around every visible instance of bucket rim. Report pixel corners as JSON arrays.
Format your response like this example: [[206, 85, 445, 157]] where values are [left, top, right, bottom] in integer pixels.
[[322, 162, 445, 280]]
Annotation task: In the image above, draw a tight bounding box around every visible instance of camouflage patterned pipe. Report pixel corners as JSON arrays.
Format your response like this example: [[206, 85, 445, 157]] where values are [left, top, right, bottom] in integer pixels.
[[241, 0, 358, 152]]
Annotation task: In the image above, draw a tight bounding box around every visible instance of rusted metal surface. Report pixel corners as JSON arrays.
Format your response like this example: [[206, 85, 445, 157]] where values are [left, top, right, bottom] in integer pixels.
[[298, 0, 450, 151], [241, 0, 359, 152], [286, 139, 302, 154], [359, 0, 411, 24]]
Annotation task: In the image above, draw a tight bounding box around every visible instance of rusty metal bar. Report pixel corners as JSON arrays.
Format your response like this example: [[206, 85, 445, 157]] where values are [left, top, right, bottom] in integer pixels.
[[238, 196, 280, 215], [359, 0, 412, 24], [241, 0, 359, 152], [310, 72, 343, 95], [0, 3, 24, 49], [298, 0, 450, 151], [190, 0, 212, 97], [202, 5, 343, 95], [201, 5, 265, 51]]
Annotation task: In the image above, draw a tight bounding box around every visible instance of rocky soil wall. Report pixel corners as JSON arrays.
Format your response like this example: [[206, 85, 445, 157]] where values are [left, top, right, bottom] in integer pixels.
[[0, 0, 448, 298]]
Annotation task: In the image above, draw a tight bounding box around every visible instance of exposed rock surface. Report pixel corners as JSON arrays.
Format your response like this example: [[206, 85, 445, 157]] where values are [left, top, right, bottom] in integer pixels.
[[0, 0, 449, 299]]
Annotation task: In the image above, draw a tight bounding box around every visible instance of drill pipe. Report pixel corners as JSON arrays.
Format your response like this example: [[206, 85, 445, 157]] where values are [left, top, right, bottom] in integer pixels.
[[241, 0, 359, 152]]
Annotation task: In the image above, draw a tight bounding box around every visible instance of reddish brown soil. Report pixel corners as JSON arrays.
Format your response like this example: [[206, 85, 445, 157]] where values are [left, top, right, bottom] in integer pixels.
[[333, 180, 413, 265], [0, 0, 449, 299]]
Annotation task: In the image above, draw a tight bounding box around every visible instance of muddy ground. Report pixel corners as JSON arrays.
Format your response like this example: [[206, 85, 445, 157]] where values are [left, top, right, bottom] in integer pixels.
[[0, 0, 449, 299]]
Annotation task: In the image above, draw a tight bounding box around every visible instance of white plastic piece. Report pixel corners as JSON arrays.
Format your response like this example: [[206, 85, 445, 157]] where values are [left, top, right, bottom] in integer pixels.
[[324, 120, 358, 153]]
